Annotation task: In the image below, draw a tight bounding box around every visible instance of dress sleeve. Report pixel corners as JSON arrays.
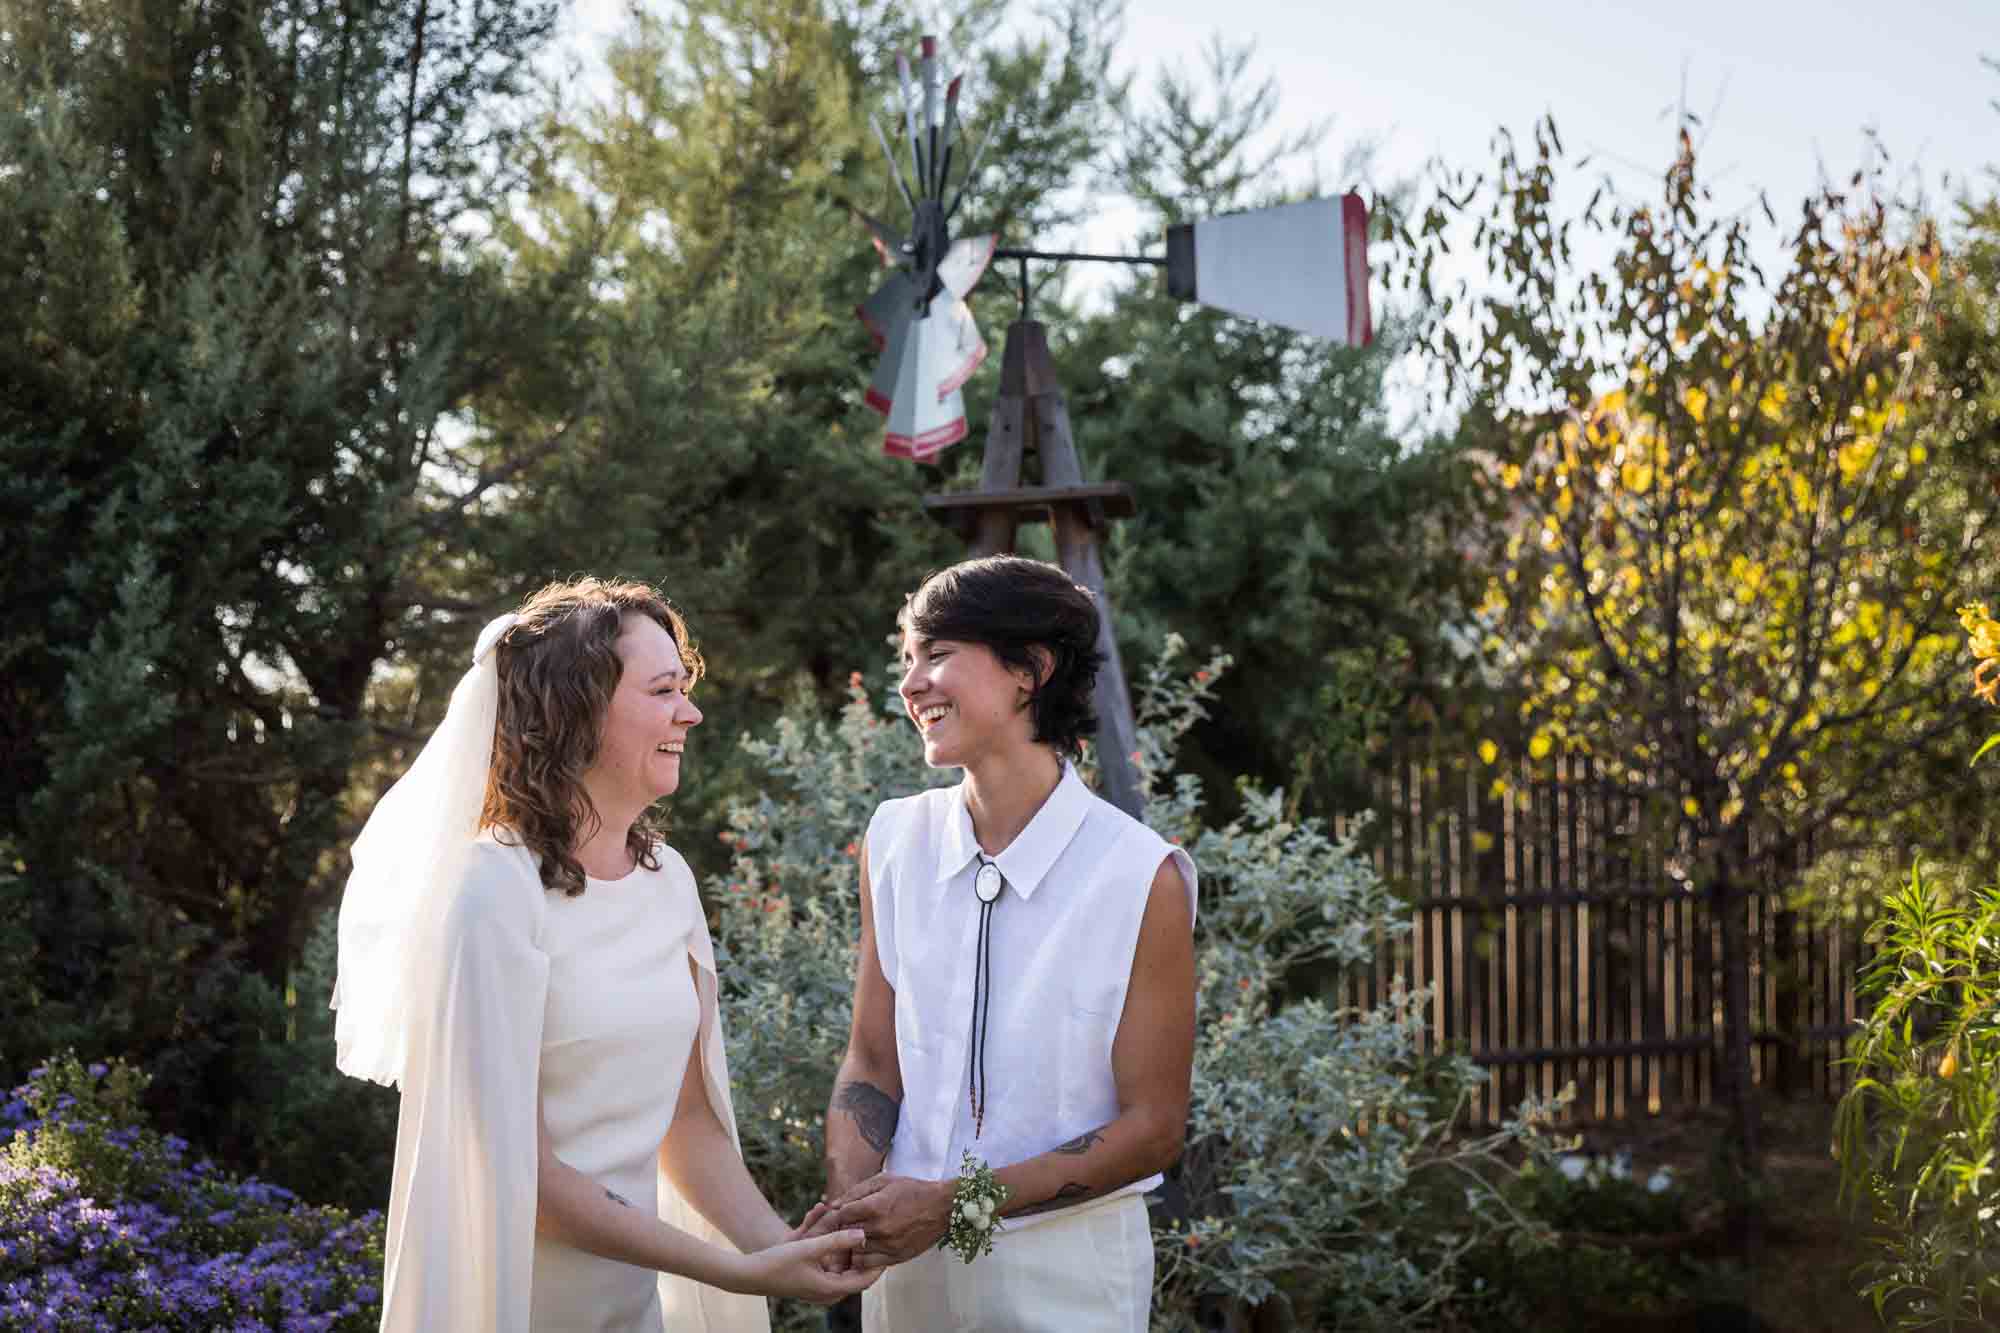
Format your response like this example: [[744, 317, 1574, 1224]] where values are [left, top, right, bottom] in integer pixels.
[[377, 842, 549, 1333], [655, 850, 774, 1333]]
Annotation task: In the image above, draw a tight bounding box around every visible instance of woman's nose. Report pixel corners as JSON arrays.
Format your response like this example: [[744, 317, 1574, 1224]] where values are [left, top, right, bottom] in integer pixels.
[[681, 697, 703, 727]]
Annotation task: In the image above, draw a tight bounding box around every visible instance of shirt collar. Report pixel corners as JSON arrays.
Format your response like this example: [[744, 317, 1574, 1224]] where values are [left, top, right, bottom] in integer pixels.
[[935, 762, 1093, 901]]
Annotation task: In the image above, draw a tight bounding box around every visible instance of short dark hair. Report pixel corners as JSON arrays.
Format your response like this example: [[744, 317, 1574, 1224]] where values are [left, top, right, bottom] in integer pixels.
[[901, 556, 1104, 762]]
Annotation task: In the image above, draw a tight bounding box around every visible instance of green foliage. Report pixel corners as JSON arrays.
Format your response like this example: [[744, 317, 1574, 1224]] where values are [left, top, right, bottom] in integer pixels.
[[0, 0, 570, 1119], [714, 642, 1562, 1331], [1834, 864, 2000, 1329]]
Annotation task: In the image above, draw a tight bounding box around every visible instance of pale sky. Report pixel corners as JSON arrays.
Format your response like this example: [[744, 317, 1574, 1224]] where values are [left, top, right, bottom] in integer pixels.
[[551, 0, 2000, 423], [556, 0, 1998, 221]]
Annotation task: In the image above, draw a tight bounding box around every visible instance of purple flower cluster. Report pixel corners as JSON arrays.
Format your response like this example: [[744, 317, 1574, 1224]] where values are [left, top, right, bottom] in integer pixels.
[[0, 1058, 385, 1331]]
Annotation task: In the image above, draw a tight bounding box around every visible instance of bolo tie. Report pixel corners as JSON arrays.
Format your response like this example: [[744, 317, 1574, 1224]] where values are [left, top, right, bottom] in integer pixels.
[[968, 854, 1004, 1139]]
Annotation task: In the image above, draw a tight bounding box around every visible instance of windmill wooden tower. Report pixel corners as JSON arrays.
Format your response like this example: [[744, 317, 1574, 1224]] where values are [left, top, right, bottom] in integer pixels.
[[854, 37, 1372, 815]]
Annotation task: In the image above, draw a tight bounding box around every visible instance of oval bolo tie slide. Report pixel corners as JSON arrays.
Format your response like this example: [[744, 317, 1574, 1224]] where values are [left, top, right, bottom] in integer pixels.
[[974, 862, 1003, 903]]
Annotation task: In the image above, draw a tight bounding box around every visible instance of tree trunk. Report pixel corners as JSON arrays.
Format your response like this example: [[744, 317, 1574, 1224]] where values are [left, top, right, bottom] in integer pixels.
[[1713, 853, 1763, 1260]]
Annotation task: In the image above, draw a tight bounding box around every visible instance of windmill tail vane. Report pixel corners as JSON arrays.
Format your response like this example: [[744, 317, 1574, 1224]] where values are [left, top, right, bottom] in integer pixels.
[[851, 35, 1374, 463]]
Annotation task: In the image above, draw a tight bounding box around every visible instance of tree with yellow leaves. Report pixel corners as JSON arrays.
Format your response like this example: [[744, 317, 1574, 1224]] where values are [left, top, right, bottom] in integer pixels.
[[1404, 120, 2000, 1209]]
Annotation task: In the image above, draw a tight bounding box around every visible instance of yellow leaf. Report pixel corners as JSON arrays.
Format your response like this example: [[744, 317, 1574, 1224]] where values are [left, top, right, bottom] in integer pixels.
[[1472, 831, 1496, 853], [1528, 732, 1553, 760], [1909, 444, 1928, 465], [1477, 740, 1499, 765], [1500, 463, 1522, 489], [1682, 797, 1701, 818], [1683, 386, 1709, 423]]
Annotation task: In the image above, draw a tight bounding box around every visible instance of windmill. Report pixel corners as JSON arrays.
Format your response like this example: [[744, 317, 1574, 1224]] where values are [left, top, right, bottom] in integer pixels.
[[854, 36, 1373, 816]]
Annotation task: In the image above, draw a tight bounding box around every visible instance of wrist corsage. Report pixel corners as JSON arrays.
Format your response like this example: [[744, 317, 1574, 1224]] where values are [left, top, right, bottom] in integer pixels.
[[940, 1151, 1009, 1263]]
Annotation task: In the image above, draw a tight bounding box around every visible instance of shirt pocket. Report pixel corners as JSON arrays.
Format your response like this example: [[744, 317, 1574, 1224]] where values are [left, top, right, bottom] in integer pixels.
[[1056, 1002, 1122, 1125]]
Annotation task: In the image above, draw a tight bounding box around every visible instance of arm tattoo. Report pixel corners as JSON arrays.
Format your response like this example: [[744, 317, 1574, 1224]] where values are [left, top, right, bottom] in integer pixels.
[[605, 1188, 633, 1208], [1015, 1182, 1097, 1217], [1053, 1129, 1104, 1155], [832, 1080, 902, 1154]]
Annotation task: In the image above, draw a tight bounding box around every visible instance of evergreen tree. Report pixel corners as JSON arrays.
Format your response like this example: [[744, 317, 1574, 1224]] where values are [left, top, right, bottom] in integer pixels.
[[0, 0, 561, 1082]]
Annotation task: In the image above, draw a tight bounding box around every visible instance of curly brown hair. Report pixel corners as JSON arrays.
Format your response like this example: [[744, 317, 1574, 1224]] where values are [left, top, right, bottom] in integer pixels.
[[478, 577, 704, 897]]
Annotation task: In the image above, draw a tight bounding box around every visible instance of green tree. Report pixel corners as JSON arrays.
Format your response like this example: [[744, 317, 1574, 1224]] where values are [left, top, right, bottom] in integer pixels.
[[1414, 121, 2000, 1194], [0, 0, 562, 1144], [1063, 39, 1486, 818], [451, 0, 1133, 849]]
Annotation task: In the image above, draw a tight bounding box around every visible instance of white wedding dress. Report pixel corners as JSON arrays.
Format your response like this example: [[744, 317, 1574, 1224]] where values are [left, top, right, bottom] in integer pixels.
[[372, 835, 771, 1333]]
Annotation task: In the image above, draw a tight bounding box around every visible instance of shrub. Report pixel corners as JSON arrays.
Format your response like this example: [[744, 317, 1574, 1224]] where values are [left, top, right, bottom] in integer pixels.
[[714, 639, 1564, 1331], [1828, 606, 2000, 1330], [0, 1053, 384, 1331], [1457, 1151, 1707, 1329], [1833, 865, 2000, 1329]]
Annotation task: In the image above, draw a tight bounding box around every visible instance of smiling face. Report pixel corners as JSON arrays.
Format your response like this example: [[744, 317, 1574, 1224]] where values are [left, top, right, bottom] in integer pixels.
[[899, 628, 1038, 769], [584, 614, 703, 809]]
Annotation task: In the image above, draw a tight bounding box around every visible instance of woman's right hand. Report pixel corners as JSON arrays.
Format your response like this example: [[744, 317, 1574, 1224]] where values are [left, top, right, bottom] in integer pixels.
[[732, 1228, 879, 1304]]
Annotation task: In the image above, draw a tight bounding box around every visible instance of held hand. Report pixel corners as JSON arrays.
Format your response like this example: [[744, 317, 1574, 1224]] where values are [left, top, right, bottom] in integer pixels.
[[737, 1229, 878, 1304], [827, 1174, 954, 1270], [782, 1201, 851, 1275]]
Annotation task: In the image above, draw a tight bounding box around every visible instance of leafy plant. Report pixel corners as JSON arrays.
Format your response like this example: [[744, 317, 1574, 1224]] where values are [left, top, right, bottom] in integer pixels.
[[713, 640, 1565, 1331]]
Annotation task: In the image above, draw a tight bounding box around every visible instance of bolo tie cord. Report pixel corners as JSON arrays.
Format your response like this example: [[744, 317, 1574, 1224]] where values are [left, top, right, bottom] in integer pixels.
[[970, 854, 1001, 1139]]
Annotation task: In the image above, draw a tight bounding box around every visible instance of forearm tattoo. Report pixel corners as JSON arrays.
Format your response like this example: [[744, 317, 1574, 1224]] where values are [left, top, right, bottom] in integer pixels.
[[832, 1080, 902, 1154], [1053, 1129, 1104, 1155], [605, 1188, 633, 1208], [1015, 1182, 1096, 1217]]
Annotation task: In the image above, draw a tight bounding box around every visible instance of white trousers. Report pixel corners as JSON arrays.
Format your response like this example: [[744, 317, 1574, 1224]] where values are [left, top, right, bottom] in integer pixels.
[[862, 1193, 1153, 1333]]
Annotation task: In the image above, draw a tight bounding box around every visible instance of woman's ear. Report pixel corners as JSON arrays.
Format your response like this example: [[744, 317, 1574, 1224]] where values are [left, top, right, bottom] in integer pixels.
[[1026, 645, 1055, 691]]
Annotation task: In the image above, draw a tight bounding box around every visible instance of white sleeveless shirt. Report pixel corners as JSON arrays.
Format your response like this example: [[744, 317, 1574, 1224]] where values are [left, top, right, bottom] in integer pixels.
[[865, 764, 1197, 1225]]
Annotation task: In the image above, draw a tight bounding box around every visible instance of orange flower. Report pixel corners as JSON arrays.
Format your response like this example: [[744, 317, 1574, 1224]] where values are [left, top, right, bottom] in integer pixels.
[[1194, 670, 1210, 683], [719, 830, 735, 844], [844, 841, 860, 858], [849, 670, 865, 688]]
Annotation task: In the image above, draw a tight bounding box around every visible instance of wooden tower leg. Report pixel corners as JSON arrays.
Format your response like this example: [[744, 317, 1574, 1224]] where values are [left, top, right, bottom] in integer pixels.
[[969, 326, 1034, 556], [1024, 372, 1143, 818]]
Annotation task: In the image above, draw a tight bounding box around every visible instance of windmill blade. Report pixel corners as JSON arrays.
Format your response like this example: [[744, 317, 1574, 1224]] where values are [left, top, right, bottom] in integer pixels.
[[896, 52, 926, 200], [843, 199, 907, 263], [936, 76, 962, 200], [882, 307, 972, 459], [1164, 193, 1373, 346], [932, 296, 987, 399], [937, 233, 997, 300], [864, 295, 915, 414], [943, 119, 997, 221], [856, 270, 917, 352], [868, 113, 917, 211], [921, 38, 940, 197]]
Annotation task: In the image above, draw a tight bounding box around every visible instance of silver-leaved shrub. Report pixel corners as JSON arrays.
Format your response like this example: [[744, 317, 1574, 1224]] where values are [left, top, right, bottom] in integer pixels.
[[713, 638, 1565, 1331]]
